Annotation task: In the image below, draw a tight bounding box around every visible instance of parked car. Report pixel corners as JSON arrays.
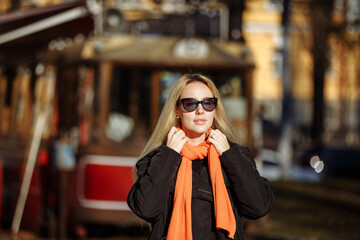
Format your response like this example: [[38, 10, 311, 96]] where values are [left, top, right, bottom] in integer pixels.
[[258, 148, 322, 182], [299, 146, 360, 179]]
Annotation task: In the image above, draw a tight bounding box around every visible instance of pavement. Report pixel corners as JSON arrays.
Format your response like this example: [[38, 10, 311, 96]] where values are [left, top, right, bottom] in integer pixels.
[[0, 231, 315, 240], [0, 233, 139, 240], [0, 230, 149, 240]]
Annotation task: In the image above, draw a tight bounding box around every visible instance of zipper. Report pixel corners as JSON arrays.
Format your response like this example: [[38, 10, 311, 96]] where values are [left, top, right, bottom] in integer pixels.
[[197, 188, 212, 195]]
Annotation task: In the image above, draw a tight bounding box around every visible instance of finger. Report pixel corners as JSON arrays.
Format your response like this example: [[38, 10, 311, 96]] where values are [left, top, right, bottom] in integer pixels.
[[207, 130, 214, 139], [213, 129, 222, 137], [213, 129, 227, 141], [168, 130, 186, 147], [207, 136, 215, 144], [167, 127, 178, 146], [207, 132, 229, 155], [173, 129, 185, 139], [168, 126, 176, 137], [180, 137, 188, 146], [175, 136, 189, 153], [207, 138, 223, 155], [207, 134, 219, 146]]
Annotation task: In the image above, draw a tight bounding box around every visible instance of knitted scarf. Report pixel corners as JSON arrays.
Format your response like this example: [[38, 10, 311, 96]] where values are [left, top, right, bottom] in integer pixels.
[[166, 131, 236, 240]]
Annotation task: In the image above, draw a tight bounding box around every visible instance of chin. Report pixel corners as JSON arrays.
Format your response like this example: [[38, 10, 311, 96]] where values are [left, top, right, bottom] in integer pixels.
[[193, 125, 211, 134], [183, 122, 213, 137]]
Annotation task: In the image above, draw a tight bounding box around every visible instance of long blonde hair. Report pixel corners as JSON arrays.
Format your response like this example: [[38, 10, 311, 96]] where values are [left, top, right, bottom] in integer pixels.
[[139, 73, 241, 159]]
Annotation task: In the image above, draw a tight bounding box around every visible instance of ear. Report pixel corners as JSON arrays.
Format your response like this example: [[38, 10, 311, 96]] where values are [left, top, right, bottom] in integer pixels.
[[175, 106, 181, 118]]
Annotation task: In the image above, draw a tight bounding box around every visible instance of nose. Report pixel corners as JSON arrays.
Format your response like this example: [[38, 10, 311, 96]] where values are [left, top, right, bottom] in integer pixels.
[[195, 103, 205, 114]]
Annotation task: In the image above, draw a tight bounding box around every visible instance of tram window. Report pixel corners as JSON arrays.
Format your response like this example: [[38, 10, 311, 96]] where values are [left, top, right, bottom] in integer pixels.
[[110, 69, 130, 115], [106, 68, 152, 143], [160, 71, 181, 106]]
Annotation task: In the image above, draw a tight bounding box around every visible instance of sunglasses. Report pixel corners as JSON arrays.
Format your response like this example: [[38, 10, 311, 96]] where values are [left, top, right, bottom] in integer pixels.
[[179, 97, 218, 112]]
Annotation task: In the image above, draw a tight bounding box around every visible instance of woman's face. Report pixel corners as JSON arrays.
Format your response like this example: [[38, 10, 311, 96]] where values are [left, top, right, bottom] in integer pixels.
[[176, 82, 215, 140]]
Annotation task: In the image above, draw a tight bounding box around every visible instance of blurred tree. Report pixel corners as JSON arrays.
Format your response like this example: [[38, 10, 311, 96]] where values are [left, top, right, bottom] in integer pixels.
[[278, 0, 292, 179], [309, 0, 336, 147]]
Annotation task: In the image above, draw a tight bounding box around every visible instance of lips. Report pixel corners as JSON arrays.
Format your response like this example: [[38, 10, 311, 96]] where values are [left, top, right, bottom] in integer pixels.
[[194, 119, 206, 125]]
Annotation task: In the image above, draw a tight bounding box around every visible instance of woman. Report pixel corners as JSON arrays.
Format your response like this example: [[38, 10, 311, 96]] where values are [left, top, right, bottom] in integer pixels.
[[127, 74, 274, 240]]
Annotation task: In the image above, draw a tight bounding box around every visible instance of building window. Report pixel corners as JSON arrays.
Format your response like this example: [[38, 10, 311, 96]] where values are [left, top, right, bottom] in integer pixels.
[[266, 0, 284, 12], [272, 48, 283, 78]]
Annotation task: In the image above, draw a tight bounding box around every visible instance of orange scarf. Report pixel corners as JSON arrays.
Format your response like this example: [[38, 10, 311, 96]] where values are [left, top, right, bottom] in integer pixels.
[[166, 133, 236, 240]]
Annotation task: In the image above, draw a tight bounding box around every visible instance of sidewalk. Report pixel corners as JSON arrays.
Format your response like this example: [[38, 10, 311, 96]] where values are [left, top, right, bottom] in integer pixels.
[[0, 231, 316, 240], [0, 231, 38, 240], [0, 231, 148, 240]]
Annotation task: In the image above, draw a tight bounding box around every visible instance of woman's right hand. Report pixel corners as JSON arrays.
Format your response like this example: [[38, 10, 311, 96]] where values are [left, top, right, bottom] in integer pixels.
[[166, 127, 188, 153]]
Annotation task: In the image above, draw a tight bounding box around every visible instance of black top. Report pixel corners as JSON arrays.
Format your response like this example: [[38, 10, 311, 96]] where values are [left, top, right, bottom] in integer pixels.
[[192, 158, 218, 240], [127, 143, 274, 240]]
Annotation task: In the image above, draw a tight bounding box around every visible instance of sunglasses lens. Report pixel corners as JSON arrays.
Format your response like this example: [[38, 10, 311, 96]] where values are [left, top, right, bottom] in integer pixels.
[[202, 99, 216, 111], [182, 99, 198, 112], [180, 98, 217, 112]]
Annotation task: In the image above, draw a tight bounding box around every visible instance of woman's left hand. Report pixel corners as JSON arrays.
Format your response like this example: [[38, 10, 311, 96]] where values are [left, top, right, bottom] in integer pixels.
[[206, 129, 230, 155]]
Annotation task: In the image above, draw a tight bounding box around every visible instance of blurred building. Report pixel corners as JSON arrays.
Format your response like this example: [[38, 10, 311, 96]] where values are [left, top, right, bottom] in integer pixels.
[[242, 0, 360, 149]]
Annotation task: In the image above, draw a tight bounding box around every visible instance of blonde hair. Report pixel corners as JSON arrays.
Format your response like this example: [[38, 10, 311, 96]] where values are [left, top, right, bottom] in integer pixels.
[[139, 73, 241, 159]]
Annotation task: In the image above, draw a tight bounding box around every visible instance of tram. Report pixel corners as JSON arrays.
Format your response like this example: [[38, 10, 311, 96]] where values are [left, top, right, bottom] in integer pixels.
[[0, 1, 256, 237], [42, 33, 256, 236]]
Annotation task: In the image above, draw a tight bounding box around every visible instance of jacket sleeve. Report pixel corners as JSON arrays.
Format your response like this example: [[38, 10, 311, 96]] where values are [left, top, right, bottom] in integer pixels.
[[220, 143, 274, 220], [127, 145, 182, 222]]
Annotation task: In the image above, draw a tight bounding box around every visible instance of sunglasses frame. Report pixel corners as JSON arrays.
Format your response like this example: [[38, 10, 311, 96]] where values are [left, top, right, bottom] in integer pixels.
[[179, 97, 218, 112]]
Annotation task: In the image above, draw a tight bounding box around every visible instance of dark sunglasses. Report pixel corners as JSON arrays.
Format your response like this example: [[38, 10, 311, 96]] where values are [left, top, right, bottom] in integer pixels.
[[179, 97, 218, 112]]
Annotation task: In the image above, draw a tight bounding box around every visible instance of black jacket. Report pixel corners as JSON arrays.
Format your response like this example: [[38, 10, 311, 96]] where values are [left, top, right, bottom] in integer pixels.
[[127, 142, 274, 240]]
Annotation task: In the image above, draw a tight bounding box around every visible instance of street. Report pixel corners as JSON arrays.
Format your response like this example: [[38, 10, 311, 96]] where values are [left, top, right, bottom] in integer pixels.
[[1, 178, 360, 240]]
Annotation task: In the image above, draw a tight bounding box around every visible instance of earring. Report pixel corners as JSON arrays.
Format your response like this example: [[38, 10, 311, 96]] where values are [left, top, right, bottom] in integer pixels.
[[176, 115, 180, 119]]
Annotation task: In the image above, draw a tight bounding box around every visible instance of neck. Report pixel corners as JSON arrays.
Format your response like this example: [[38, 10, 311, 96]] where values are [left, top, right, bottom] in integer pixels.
[[187, 134, 206, 146]]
